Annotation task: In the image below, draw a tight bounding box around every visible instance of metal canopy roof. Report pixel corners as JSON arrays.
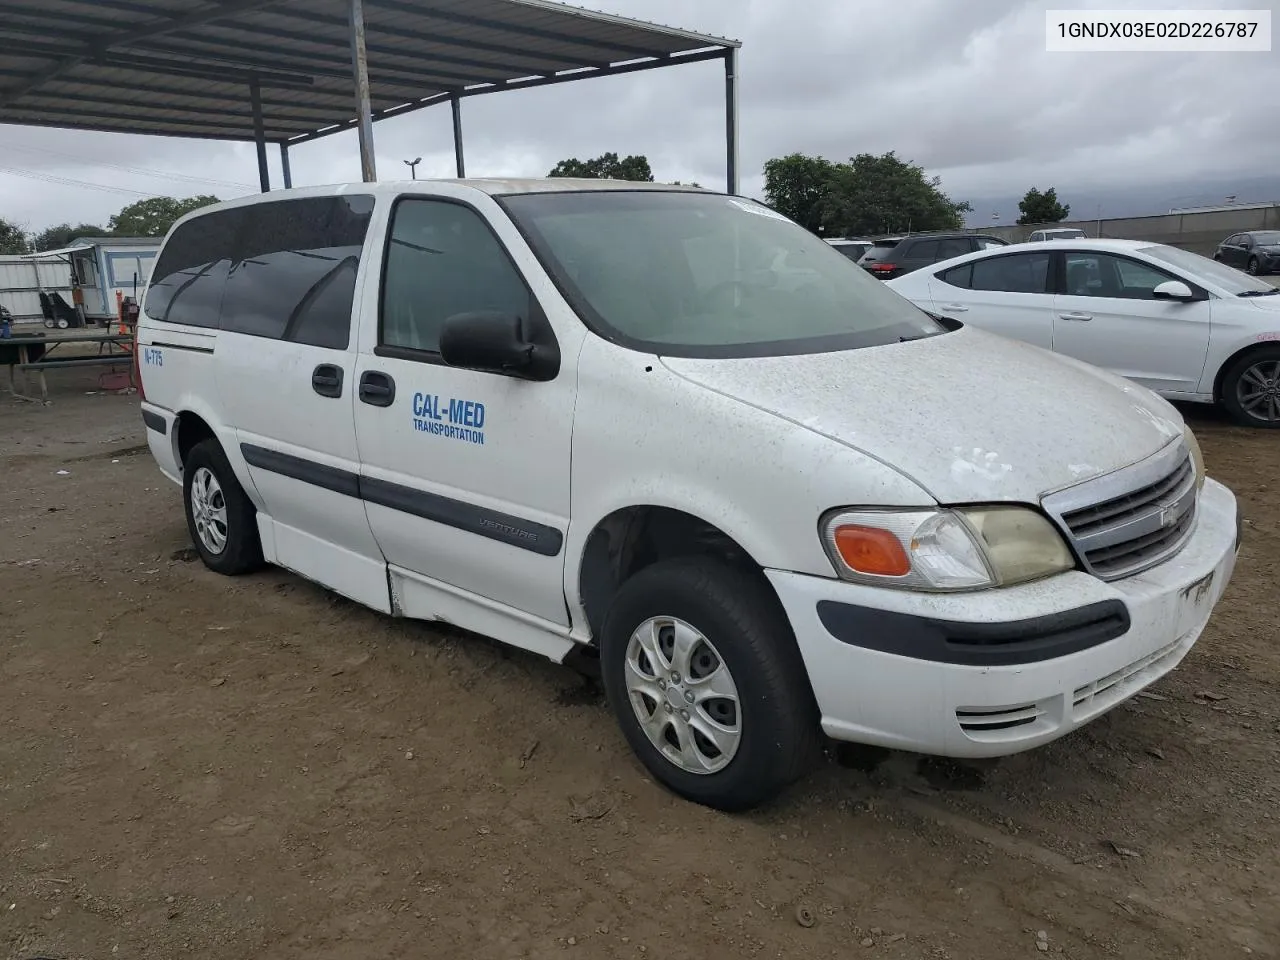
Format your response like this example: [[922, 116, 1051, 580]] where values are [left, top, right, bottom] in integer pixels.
[[0, 0, 740, 191]]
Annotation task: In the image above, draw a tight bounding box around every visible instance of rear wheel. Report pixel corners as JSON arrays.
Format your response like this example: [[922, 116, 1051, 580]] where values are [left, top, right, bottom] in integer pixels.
[[182, 438, 264, 573], [1221, 347, 1280, 428], [599, 557, 821, 812]]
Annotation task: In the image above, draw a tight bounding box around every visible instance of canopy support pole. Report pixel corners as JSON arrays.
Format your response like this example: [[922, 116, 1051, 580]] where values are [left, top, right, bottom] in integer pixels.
[[724, 48, 738, 196], [280, 143, 293, 188], [249, 77, 269, 192], [348, 0, 377, 182], [451, 93, 466, 178]]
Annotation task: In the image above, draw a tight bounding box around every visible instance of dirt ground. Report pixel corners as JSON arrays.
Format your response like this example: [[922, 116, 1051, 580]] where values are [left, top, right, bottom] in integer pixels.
[[2, 359, 1278, 960]]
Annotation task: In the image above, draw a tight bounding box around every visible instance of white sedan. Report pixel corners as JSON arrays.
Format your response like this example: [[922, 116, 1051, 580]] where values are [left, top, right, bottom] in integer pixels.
[[886, 238, 1280, 427]]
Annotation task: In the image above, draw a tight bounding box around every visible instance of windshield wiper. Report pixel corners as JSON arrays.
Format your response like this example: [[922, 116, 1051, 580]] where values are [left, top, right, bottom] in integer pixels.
[[1238, 289, 1279, 297]]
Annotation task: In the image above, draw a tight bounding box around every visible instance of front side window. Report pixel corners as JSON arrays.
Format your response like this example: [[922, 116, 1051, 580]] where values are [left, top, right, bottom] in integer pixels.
[[220, 194, 374, 349], [500, 191, 942, 358], [968, 252, 1051, 293], [1063, 252, 1174, 300], [1141, 243, 1274, 296], [936, 238, 971, 260], [380, 198, 533, 354], [144, 209, 242, 327]]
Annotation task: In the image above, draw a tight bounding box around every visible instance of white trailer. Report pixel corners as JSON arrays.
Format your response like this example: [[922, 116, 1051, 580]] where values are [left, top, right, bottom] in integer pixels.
[[1, 236, 158, 327]]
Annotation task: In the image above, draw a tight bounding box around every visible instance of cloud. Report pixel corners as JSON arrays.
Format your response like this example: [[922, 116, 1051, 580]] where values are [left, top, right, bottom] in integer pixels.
[[1, 0, 1276, 232]]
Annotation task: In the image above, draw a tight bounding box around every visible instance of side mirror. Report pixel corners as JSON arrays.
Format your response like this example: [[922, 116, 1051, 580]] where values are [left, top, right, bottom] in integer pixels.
[[1152, 280, 1196, 302], [438, 311, 560, 381]]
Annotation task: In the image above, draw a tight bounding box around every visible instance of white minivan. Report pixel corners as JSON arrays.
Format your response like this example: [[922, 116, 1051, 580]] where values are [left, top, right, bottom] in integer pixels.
[[136, 180, 1241, 811]]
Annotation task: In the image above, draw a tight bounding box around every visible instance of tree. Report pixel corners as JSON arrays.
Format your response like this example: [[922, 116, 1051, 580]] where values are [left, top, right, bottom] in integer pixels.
[[0, 217, 30, 255], [765, 151, 970, 236], [107, 195, 220, 237], [1017, 187, 1070, 225], [33, 223, 106, 252], [819, 152, 971, 236], [763, 153, 836, 233], [547, 152, 654, 181]]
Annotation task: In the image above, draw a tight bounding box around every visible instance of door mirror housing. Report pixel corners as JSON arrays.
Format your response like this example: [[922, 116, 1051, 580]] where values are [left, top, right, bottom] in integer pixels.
[[438, 311, 560, 381], [1152, 280, 1197, 302]]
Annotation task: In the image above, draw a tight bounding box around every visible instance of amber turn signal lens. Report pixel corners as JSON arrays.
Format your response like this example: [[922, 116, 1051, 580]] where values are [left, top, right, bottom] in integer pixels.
[[832, 524, 912, 577]]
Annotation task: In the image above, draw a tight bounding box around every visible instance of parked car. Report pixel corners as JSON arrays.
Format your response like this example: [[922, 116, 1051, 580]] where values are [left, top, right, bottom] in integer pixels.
[[136, 183, 1239, 811], [857, 233, 1009, 279], [1213, 230, 1280, 275], [1027, 227, 1088, 242], [825, 237, 874, 262], [886, 238, 1280, 427]]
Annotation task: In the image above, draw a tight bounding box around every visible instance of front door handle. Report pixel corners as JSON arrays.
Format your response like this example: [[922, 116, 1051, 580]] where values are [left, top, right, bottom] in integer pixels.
[[359, 370, 396, 407], [940, 303, 969, 312], [1059, 312, 1093, 321], [311, 363, 344, 398]]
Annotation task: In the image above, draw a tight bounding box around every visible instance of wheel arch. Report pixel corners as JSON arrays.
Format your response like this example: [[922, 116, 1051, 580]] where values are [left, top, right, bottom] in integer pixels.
[[575, 505, 775, 645], [1212, 341, 1280, 402]]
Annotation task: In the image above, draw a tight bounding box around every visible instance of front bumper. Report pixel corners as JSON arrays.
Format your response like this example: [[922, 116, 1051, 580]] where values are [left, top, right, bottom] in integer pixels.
[[767, 478, 1239, 758]]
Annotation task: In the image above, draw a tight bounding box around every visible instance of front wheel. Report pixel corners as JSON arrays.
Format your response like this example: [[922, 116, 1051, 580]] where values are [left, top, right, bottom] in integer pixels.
[[599, 557, 821, 812], [1221, 347, 1280, 428], [1247, 256, 1260, 276], [182, 438, 264, 573]]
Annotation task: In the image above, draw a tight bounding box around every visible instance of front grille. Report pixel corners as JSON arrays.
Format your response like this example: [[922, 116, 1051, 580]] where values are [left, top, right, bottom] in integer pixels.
[[956, 703, 1041, 731], [1043, 442, 1198, 581], [1072, 637, 1183, 719], [955, 701, 1051, 743]]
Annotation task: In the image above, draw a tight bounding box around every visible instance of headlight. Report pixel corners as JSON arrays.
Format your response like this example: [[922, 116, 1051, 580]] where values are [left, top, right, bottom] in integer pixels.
[[1183, 424, 1206, 491], [820, 506, 1075, 591]]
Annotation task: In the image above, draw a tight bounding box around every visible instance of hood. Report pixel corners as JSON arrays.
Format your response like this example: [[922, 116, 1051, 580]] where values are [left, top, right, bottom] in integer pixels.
[[660, 327, 1184, 504], [1240, 292, 1280, 312]]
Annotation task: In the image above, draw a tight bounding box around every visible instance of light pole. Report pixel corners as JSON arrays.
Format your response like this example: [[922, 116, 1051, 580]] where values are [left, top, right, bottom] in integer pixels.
[[403, 157, 422, 180]]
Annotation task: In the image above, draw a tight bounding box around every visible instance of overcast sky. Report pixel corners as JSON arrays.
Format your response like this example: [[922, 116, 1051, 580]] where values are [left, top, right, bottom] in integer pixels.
[[1, 0, 1277, 233]]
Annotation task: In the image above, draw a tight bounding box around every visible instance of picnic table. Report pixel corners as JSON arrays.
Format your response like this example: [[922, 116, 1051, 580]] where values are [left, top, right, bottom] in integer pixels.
[[2, 331, 134, 403]]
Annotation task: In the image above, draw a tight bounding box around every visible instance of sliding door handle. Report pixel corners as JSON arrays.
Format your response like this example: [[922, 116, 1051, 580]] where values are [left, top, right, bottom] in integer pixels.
[[359, 370, 396, 407]]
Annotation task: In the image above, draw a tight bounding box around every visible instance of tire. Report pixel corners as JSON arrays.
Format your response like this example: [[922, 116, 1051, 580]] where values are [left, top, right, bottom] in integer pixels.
[[1247, 256, 1260, 276], [599, 557, 821, 812], [182, 437, 264, 574], [1220, 346, 1280, 429]]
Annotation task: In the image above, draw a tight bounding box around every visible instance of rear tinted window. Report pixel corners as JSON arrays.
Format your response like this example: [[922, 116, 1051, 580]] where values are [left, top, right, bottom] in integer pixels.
[[220, 194, 374, 349], [940, 251, 1050, 293], [831, 244, 869, 261], [144, 209, 242, 327]]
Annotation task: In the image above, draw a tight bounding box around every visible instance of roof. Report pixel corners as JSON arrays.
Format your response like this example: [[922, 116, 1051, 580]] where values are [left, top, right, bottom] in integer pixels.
[[0, 0, 738, 145], [1169, 201, 1278, 214], [20, 237, 161, 259], [1010, 238, 1152, 250], [21, 244, 93, 259], [74, 236, 162, 247]]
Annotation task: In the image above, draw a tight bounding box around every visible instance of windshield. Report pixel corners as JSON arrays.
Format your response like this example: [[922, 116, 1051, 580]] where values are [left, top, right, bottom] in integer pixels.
[[1140, 243, 1277, 295], [501, 191, 944, 358], [831, 243, 870, 261], [1253, 231, 1280, 245]]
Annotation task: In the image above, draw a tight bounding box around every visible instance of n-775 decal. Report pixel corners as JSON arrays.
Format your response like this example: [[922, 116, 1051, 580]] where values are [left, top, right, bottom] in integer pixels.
[[412, 392, 485, 445]]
